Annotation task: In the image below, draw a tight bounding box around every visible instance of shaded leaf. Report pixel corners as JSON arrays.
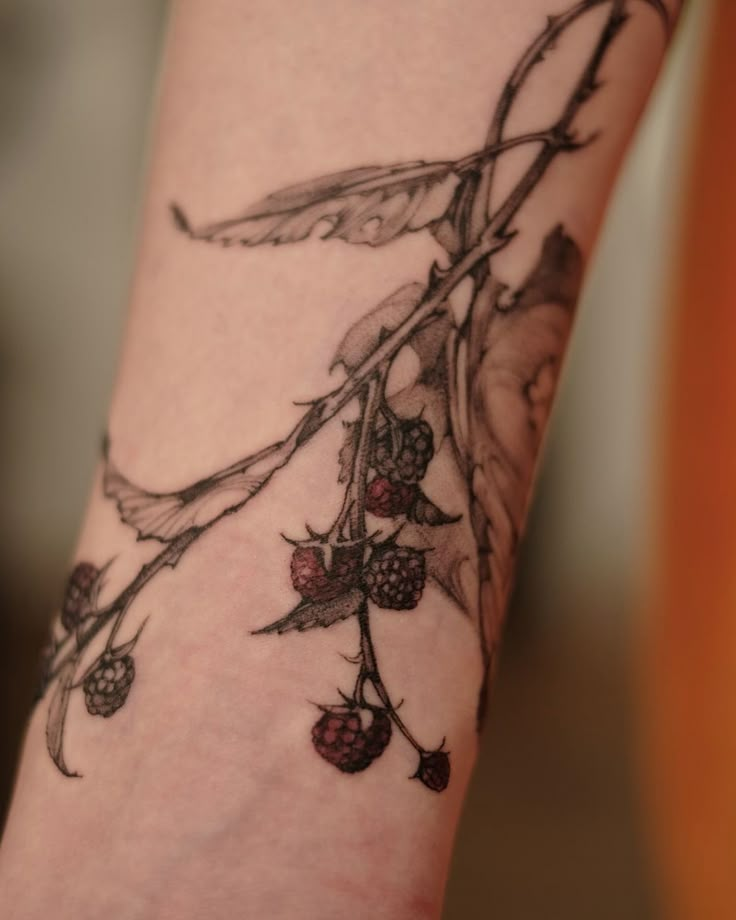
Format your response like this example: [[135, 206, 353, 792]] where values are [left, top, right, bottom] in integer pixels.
[[104, 449, 270, 542], [331, 283, 425, 372], [401, 439, 476, 616], [337, 422, 360, 484], [465, 227, 583, 688], [387, 310, 455, 444], [171, 158, 464, 250], [408, 487, 461, 526], [511, 224, 583, 313], [253, 588, 366, 635], [46, 660, 81, 778]]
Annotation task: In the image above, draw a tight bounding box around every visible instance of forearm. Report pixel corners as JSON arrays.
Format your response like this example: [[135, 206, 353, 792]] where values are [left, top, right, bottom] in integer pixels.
[[1, 2, 677, 918]]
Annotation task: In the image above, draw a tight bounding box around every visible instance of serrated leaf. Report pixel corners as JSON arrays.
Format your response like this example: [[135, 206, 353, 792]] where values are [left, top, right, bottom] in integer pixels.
[[103, 448, 269, 542], [46, 660, 81, 778], [465, 227, 583, 671], [252, 588, 366, 635], [401, 439, 476, 615], [337, 422, 360, 484], [171, 158, 465, 250], [331, 283, 425, 372]]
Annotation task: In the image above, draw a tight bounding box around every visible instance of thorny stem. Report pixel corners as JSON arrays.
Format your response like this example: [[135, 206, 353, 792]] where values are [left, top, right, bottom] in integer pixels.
[[332, 367, 387, 542], [345, 372, 425, 752], [47, 0, 615, 685], [44, 0, 654, 762], [46, 227, 510, 684], [465, 0, 631, 726], [356, 604, 423, 753], [490, 0, 629, 237], [469, 0, 614, 243], [48, 527, 200, 683]]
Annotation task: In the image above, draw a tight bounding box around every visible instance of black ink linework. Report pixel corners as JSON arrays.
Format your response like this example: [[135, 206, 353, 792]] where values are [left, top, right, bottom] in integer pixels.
[[37, 0, 670, 788]]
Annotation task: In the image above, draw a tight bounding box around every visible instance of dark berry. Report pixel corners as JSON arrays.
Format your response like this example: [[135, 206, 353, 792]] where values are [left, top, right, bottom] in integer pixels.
[[61, 562, 99, 631], [290, 545, 361, 602], [83, 653, 135, 717], [414, 749, 450, 792], [372, 418, 434, 483], [312, 706, 392, 774], [365, 477, 416, 518], [364, 545, 425, 610]]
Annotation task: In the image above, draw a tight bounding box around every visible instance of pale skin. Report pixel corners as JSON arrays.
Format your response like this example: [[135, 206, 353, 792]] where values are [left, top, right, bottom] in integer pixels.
[[0, 2, 677, 918]]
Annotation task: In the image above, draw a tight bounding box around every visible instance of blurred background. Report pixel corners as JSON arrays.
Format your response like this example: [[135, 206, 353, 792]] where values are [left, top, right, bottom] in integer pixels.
[[0, 2, 710, 917]]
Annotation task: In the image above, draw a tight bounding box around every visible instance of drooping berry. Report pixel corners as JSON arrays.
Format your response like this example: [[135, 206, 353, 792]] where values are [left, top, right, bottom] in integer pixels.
[[83, 653, 135, 717], [364, 545, 426, 610], [312, 706, 392, 774], [61, 562, 99, 631], [373, 418, 434, 483], [413, 749, 451, 792], [290, 545, 361, 602], [365, 477, 416, 518]]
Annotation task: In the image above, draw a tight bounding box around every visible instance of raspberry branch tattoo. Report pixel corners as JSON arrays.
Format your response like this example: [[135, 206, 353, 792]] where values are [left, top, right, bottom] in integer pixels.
[[36, 0, 670, 787]]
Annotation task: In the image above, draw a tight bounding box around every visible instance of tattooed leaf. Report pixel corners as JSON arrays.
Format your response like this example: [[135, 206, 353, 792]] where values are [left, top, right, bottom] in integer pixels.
[[332, 283, 425, 372], [171, 157, 465, 249], [253, 588, 366, 635], [388, 310, 455, 443], [337, 422, 360, 484], [46, 660, 80, 778], [104, 448, 272, 542], [401, 439, 476, 615], [408, 487, 461, 526], [511, 224, 583, 313]]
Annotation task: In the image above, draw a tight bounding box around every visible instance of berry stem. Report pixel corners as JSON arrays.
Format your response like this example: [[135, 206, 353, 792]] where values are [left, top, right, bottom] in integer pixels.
[[356, 603, 423, 754], [332, 365, 388, 543]]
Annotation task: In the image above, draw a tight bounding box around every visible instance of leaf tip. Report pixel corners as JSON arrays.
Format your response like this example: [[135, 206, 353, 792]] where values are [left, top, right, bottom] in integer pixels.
[[170, 203, 192, 236]]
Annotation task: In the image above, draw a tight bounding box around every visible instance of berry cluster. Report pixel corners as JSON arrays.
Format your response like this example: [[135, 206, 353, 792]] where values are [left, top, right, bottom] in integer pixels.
[[291, 540, 426, 613], [365, 417, 436, 521]]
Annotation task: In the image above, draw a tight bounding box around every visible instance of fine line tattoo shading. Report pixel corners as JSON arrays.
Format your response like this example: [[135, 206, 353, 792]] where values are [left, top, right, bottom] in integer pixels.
[[36, 0, 670, 789]]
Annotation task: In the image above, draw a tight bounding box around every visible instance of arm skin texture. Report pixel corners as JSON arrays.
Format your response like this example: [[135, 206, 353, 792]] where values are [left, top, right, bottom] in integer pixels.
[[0, 2, 677, 918]]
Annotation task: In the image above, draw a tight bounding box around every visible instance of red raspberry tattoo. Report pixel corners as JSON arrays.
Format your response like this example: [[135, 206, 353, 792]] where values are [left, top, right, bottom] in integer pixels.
[[290, 545, 361, 602], [312, 706, 392, 773], [365, 476, 416, 518]]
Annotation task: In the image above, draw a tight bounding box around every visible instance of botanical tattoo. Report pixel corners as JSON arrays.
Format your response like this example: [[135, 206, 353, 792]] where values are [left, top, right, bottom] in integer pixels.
[[36, 0, 669, 791]]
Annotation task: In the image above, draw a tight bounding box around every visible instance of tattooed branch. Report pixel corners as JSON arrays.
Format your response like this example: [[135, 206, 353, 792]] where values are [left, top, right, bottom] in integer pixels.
[[37, 0, 669, 786]]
